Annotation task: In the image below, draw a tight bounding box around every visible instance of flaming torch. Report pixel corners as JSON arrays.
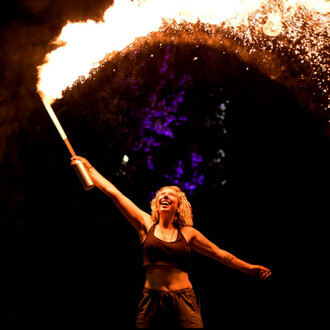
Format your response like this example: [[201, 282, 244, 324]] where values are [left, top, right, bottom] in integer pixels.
[[38, 91, 95, 191]]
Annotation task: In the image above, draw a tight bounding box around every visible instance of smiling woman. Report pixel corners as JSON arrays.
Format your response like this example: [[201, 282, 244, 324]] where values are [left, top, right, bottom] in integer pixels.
[[70, 155, 271, 328], [150, 186, 194, 228]]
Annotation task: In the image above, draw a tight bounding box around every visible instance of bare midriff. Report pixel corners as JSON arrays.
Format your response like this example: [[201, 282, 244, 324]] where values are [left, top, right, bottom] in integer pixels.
[[144, 266, 193, 291]]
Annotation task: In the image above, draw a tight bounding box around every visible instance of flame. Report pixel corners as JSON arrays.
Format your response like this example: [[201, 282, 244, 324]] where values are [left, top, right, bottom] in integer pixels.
[[37, 0, 330, 110], [262, 12, 283, 36]]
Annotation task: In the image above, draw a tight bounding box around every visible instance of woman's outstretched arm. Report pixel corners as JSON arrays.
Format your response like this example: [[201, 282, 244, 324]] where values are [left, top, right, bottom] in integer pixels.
[[182, 227, 271, 279], [71, 156, 153, 240]]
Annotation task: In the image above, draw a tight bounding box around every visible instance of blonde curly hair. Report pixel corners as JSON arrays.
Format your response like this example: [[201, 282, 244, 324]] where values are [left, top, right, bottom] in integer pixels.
[[150, 186, 193, 228]]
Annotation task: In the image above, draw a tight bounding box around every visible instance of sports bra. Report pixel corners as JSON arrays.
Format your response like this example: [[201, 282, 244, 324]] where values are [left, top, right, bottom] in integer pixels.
[[142, 223, 191, 272]]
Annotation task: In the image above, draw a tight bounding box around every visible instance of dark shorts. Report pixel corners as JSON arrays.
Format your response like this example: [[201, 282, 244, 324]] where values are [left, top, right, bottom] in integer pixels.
[[136, 287, 203, 328]]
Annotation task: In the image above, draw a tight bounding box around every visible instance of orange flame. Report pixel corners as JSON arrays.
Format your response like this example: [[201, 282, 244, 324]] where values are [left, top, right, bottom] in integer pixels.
[[37, 0, 329, 106]]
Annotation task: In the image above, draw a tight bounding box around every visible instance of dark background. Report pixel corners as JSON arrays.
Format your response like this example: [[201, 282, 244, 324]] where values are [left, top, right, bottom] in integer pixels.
[[1, 0, 329, 326]]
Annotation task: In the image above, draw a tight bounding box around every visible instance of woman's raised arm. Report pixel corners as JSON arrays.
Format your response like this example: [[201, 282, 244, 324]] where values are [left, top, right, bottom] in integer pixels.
[[71, 156, 154, 241]]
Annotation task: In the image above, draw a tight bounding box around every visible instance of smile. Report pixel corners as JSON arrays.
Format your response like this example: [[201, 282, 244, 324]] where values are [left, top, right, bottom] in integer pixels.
[[160, 199, 171, 206]]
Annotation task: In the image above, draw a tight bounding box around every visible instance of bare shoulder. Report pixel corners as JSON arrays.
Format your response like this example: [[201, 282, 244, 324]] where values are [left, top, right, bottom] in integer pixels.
[[181, 226, 200, 243]]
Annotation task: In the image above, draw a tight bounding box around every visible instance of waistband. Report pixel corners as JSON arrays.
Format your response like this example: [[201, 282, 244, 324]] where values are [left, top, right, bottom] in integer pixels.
[[142, 287, 194, 295]]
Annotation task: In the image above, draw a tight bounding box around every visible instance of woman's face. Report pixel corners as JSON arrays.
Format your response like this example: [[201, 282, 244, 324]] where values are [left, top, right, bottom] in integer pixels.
[[156, 187, 180, 215]]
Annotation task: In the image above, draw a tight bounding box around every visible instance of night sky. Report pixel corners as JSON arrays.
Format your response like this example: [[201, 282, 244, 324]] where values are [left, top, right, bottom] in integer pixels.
[[1, 0, 329, 326]]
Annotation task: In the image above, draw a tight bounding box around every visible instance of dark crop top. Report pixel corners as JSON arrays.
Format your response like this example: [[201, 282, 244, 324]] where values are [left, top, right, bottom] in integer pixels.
[[142, 224, 191, 272]]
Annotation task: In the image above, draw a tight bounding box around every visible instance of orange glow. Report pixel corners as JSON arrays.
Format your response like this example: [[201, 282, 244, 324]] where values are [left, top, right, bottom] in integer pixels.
[[37, 0, 329, 105]]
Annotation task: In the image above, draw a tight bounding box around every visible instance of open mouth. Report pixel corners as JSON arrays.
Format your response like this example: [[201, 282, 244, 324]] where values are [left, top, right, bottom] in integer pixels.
[[160, 199, 171, 206]]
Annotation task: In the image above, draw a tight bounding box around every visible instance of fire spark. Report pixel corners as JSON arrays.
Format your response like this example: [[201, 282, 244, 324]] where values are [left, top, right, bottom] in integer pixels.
[[37, 0, 329, 113]]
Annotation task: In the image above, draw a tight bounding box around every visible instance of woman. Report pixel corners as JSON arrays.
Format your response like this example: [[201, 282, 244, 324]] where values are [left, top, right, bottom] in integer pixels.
[[71, 156, 271, 328]]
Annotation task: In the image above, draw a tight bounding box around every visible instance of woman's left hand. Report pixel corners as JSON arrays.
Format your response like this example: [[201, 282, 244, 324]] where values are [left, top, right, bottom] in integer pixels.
[[249, 265, 272, 280]]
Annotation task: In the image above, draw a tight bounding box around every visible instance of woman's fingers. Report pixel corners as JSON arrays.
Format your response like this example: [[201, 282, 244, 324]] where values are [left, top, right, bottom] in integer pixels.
[[70, 156, 84, 165]]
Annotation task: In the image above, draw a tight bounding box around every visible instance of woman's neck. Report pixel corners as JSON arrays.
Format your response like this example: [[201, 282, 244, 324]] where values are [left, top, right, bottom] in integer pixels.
[[158, 216, 175, 229]]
